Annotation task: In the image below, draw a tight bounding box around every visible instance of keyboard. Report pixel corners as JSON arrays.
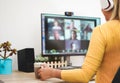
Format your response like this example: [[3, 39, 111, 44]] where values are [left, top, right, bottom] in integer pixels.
[[58, 66, 81, 70]]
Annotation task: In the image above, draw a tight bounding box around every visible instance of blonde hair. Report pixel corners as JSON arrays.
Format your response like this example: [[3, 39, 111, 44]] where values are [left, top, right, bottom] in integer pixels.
[[110, 0, 120, 20]]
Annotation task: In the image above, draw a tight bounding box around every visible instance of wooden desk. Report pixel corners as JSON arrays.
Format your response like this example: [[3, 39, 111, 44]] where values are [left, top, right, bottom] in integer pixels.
[[0, 71, 95, 83], [0, 71, 66, 83]]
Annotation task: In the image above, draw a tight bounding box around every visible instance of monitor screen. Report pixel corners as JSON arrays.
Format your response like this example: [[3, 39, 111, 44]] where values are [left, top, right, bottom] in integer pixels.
[[41, 13, 101, 56]]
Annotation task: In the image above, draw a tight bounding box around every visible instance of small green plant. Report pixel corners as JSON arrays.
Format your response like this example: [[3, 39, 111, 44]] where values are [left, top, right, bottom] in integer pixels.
[[0, 41, 17, 59], [35, 54, 48, 62]]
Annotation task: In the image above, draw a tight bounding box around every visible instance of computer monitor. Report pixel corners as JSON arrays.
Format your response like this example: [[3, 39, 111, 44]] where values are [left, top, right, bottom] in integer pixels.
[[41, 13, 101, 56]]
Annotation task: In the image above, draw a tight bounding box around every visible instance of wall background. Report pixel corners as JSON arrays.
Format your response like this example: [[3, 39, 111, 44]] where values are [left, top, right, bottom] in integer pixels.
[[0, 0, 105, 70]]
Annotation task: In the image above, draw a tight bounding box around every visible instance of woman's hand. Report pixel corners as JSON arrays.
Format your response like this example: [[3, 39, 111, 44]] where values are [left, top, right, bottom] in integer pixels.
[[37, 64, 61, 80]]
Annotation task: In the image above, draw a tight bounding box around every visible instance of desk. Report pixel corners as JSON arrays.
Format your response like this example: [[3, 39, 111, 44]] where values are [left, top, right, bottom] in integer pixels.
[[0, 71, 66, 83], [0, 71, 95, 83]]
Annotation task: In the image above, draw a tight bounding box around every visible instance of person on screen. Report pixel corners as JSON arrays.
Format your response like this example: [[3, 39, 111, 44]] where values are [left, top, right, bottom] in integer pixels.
[[52, 19, 62, 30], [70, 42, 77, 50], [67, 20, 77, 30], [69, 30, 78, 40], [83, 23, 93, 40], [37, 0, 120, 83], [53, 30, 61, 40]]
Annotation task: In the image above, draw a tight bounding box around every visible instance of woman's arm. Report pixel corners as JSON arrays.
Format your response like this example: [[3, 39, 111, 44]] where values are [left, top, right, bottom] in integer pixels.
[[61, 26, 106, 82]]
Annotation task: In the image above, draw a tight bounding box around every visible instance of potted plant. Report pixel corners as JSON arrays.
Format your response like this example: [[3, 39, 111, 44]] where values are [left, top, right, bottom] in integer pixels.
[[0, 41, 17, 74], [35, 54, 48, 62]]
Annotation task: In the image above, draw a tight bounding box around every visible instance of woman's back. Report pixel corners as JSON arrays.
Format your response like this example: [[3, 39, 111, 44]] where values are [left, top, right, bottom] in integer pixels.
[[95, 20, 120, 83]]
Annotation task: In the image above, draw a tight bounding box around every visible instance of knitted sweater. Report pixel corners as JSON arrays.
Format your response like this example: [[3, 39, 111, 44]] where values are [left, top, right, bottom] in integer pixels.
[[61, 20, 120, 83]]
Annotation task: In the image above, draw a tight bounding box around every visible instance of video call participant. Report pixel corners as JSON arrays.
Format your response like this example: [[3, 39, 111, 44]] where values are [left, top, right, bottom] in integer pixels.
[[69, 30, 78, 40], [70, 42, 77, 50], [67, 20, 77, 30], [52, 19, 62, 30], [53, 30, 61, 40]]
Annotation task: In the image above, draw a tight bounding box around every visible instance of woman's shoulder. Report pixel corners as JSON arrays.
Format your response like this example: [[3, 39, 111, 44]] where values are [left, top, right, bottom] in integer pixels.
[[95, 20, 120, 30], [92, 20, 120, 37], [101, 20, 120, 27]]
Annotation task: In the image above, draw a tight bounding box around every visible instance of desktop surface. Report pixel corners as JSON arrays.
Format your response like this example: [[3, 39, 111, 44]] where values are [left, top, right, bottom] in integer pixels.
[[0, 71, 66, 83], [0, 71, 95, 83]]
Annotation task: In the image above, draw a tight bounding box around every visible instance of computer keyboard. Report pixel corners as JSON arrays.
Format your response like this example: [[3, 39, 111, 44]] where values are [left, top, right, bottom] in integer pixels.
[[58, 66, 81, 70]]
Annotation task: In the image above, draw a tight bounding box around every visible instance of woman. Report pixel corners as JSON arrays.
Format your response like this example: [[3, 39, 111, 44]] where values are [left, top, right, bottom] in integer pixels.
[[53, 30, 61, 40], [38, 0, 120, 83], [70, 30, 77, 40], [52, 19, 62, 30]]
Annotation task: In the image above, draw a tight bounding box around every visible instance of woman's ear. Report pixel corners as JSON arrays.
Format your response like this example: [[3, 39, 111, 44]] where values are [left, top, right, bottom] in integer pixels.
[[101, 9, 112, 21]]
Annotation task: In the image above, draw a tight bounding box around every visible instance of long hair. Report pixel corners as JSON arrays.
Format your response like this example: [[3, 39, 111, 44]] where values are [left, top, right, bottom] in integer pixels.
[[110, 0, 120, 20], [70, 30, 77, 40]]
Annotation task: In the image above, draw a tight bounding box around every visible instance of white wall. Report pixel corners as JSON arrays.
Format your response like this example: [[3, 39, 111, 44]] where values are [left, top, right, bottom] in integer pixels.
[[0, 0, 106, 70]]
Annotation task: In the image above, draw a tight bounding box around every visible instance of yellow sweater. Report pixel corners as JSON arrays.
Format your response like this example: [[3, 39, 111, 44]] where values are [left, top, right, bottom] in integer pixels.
[[61, 20, 120, 83]]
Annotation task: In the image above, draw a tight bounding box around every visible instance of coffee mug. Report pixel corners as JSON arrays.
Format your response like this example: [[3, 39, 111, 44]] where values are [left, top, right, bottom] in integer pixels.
[[34, 62, 44, 79]]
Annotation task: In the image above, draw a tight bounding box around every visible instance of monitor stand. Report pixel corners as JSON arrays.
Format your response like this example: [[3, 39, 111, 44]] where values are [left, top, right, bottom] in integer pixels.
[[65, 56, 72, 66], [59, 56, 81, 70]]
